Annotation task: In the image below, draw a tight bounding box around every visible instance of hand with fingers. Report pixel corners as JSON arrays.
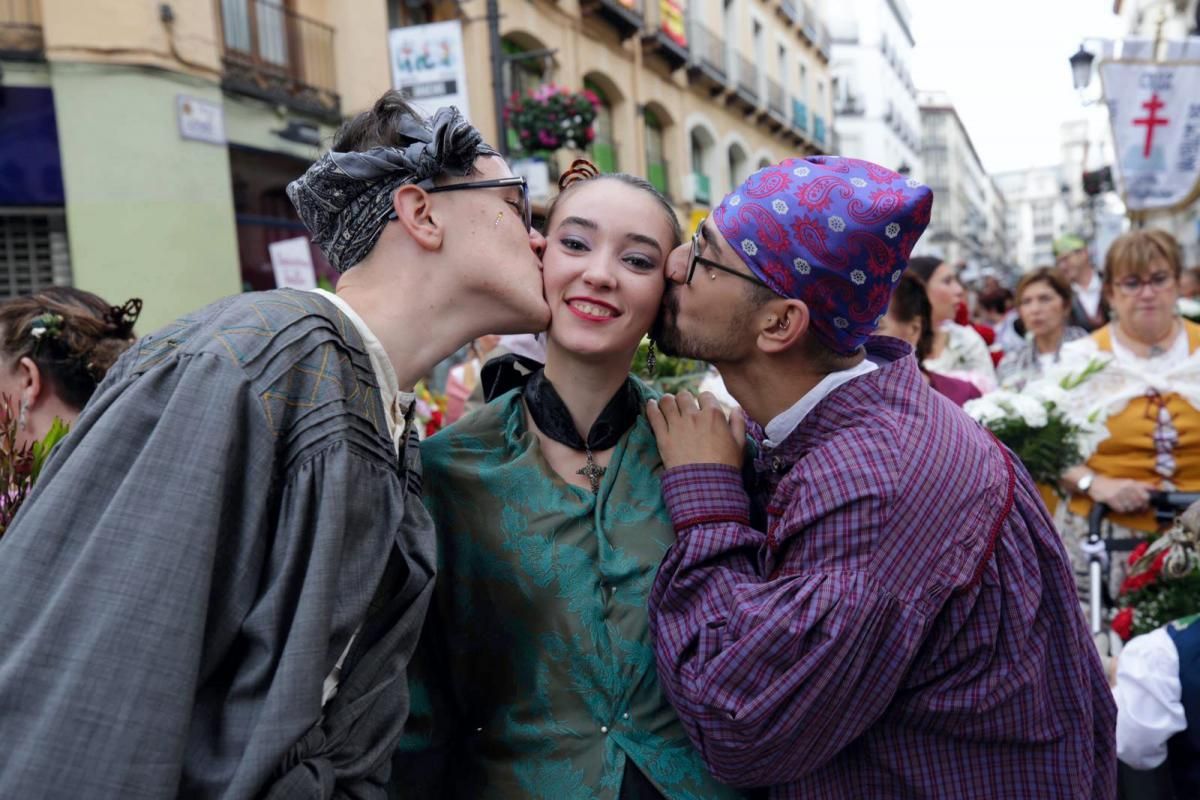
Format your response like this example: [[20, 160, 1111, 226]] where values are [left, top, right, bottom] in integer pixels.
[[646, 391, 746, 471], [1088, 475, 1155, 515]]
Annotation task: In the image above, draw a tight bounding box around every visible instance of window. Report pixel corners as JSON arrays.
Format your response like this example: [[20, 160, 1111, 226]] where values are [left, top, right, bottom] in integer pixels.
[[388, 0, 434, 27], [0, 211, 71, 299], [221, 0, 288, 66], [586, 79, 617, 172], [645, 110, 668, 197], [798, 62, 808, 100]]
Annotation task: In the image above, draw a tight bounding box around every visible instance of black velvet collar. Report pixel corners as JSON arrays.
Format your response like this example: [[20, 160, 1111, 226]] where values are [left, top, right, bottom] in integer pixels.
[[480, 354, 640, 452]]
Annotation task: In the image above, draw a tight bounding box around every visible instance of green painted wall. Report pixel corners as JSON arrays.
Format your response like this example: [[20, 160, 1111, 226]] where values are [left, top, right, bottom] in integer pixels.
[[51, 63, 241, 332]]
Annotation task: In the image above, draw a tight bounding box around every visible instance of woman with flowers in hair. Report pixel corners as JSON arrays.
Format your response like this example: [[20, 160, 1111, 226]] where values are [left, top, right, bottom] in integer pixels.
[[0, 287, 139, 447], [392, 162, 747, 799]]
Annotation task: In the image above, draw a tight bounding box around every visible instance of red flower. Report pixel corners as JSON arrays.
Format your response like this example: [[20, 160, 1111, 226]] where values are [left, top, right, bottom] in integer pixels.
[[1128, 540, 1150, 565], [1112, 608, 1135, 641]]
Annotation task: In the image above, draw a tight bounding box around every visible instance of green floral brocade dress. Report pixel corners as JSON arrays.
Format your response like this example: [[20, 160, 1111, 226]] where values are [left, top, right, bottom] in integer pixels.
[[392, 379, 744, 800]]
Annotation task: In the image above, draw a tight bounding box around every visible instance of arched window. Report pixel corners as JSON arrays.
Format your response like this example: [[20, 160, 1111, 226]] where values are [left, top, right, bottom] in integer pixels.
[[502, 36, 549, 152], [585, 79, 617, 172], [645, 109, 668, 197], [728, 143, 748, 192]]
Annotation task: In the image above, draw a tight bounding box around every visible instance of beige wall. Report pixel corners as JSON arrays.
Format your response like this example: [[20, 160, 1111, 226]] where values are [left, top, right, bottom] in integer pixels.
[[41, 0, 222, 78]]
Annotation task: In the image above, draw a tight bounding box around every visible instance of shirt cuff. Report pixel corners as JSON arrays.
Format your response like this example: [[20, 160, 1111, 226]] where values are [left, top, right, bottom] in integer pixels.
[[661, 463, 751, 531]]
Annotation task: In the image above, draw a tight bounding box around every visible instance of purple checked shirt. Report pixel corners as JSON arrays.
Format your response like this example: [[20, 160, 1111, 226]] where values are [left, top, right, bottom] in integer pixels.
[[648, 336, 1116, 799]]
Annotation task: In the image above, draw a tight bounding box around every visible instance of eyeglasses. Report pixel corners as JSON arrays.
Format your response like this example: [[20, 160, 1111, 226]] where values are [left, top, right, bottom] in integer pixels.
[[387, 176, 532, 232], [686, 219, 774, 290], [1113, 271, 1174, 296]]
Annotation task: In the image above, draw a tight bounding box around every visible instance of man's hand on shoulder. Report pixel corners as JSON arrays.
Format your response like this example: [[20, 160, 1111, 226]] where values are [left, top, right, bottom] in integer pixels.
[[647, 391, 745, 471]]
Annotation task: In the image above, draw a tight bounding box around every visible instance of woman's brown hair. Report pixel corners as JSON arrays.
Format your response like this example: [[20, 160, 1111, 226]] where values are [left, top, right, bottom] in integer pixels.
[[1103, 229, 1183, 288], [887, 272, 935, 362], [0, 288, 141, 409], [1015, 267, 1072, 308]]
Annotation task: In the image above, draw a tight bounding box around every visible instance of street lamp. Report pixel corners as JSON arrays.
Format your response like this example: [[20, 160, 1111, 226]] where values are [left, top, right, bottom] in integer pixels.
[[1069, 45, 1095, 91]]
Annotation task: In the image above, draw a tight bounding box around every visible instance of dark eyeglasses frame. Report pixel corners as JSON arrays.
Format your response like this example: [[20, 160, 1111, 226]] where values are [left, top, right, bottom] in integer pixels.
[[686, 220, 774, 290], [1112, 271, 1174, 296], [387, 176, 532, 232]]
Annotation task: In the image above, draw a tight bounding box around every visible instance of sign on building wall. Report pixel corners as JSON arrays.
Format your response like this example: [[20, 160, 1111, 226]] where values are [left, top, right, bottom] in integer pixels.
[[660, 0, 687, 46], [177, 95, 226, 146], [389, 21, 471, 120], [1100, 60, 1200, 211], [269, 237, 318, 291]]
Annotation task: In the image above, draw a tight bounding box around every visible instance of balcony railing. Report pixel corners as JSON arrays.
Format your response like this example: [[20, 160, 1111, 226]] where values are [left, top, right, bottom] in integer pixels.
[[813, 114, 827, 146], [647, 159, 671, 199], [685, 172, 711, 205], [687, 20, 726, 82], [582, 0, 644, 40], [780, 0, 801, 26], [766, 78, 786, 119], [792, 99, 808, 132], [735, 54, 758, 104], [218, 0, 339, 119], [0, 0, 43, 58], [815, 19, 832, 60]]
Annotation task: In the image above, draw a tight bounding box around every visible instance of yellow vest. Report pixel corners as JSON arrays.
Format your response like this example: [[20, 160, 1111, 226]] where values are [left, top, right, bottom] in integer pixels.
[[1066, 321, 1200, 532]]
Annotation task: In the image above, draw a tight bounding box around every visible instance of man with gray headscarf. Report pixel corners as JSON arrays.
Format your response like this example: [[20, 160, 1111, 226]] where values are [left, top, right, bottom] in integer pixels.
[[0, 91, 549, 799]]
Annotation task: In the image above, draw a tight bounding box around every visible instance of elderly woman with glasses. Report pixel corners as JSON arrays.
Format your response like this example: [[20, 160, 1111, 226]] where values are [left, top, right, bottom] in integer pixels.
[[1029, 230, 1200, 610]]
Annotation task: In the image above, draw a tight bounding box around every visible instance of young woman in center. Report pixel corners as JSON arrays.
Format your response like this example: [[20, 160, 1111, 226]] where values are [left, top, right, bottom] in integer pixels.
[[391, 163, 748, 799]]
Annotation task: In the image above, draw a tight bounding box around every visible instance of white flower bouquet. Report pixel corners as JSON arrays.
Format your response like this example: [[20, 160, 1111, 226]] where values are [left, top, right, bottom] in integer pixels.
[[963, 359, 1107, 488]]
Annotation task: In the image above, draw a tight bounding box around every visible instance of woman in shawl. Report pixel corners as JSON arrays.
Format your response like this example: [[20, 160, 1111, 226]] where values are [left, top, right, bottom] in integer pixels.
[[391, 163, 747, 799]]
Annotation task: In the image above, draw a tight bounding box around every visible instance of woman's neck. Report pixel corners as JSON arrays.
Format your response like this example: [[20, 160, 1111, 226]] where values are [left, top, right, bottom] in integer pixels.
[[1033, 330, 1062, 355], [541, 339, 635, 438], [1116, 317, 1180, 358]]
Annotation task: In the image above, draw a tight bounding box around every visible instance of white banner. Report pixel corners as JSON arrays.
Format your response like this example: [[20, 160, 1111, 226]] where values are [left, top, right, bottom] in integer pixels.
[[389, 21, 471, 120], [269, 237, 318, 291], [1100, 59, 1200, 211]]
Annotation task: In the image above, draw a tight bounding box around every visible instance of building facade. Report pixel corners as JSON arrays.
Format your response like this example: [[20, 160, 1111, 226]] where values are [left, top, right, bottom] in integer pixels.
[[992, 165, 1071, 272], [917, 91, 1012, 282], [0, 0, 835, 329], [826, 0, 921, 179]]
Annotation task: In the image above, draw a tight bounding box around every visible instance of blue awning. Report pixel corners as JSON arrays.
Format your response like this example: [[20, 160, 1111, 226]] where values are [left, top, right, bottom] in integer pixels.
[[0, 86, 64, 205]]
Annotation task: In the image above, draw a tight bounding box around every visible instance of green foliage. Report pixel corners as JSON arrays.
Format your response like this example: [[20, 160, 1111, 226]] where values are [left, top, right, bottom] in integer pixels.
[[1127, 571, 1200, 637], [0, 394, 69, 539], [632, 339, 708, 395], [505, 84, 599, 155], [986, 408, 1084, 487]]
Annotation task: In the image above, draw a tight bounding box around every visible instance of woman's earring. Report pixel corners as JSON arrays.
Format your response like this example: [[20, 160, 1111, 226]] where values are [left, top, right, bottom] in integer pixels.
[[645, 340, 657, 375]]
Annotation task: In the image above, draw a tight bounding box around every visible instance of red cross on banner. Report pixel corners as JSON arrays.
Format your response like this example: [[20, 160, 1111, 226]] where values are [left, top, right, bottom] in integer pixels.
[[1132, 93, 1169, 159]]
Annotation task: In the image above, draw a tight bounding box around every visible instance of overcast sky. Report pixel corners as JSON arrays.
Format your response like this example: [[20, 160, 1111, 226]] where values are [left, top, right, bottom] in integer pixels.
[[906, 0, 1125, 174]]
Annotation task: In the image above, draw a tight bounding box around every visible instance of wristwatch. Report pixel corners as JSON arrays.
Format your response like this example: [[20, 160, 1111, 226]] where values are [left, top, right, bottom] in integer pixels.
[[1076, 472, 1095, 496]]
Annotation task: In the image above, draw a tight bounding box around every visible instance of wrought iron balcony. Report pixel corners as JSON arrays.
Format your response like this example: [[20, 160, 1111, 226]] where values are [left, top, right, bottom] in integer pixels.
[[792, 99, 809, 133], [686, 20, 726, 88], [733, 53, 759, 109], [641, 0, 688, 69], [581, 0, 644, 41], [218, 0, 339, 119], [813, 114, 827, 147], [647, 159, 671, 199], [685, 172, 711, 205], [779, 0, 801, 27], [0, 0, 43, 59], [766, 78, 786, 122]]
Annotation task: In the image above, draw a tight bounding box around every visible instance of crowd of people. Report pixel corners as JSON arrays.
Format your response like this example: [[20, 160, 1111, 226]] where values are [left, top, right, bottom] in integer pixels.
[[0, 90, 1197, 799]]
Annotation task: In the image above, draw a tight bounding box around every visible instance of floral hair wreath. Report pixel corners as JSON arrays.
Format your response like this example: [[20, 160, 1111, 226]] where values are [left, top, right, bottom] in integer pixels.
[[558, 158, 601, 191]]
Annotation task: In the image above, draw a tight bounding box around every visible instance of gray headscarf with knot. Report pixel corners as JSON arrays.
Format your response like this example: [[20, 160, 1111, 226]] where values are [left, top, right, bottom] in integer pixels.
[[286, 106, 499, 272]]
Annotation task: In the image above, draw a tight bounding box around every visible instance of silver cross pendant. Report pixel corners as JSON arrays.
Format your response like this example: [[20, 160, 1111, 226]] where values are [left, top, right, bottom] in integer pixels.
[[577, 449, 606, 493]]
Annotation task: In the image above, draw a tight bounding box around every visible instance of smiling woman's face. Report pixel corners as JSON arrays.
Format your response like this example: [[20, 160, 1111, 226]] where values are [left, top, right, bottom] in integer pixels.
[[541, 180, 674, 359]]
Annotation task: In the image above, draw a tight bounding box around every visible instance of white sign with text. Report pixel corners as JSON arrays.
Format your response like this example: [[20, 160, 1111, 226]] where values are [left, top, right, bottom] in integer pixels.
[[269, 237, 318, 290]]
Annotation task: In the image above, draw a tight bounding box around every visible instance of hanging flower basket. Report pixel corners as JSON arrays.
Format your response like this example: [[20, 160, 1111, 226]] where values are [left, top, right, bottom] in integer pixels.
[[505, 84, 599, 156]]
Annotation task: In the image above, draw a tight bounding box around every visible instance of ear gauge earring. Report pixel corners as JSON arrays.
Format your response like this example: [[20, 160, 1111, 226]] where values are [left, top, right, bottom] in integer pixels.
[[645, 340, 657, 375]]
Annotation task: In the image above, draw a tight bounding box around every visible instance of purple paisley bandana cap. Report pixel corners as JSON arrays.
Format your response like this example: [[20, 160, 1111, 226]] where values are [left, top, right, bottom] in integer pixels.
[[713, 156, 933, 355]]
